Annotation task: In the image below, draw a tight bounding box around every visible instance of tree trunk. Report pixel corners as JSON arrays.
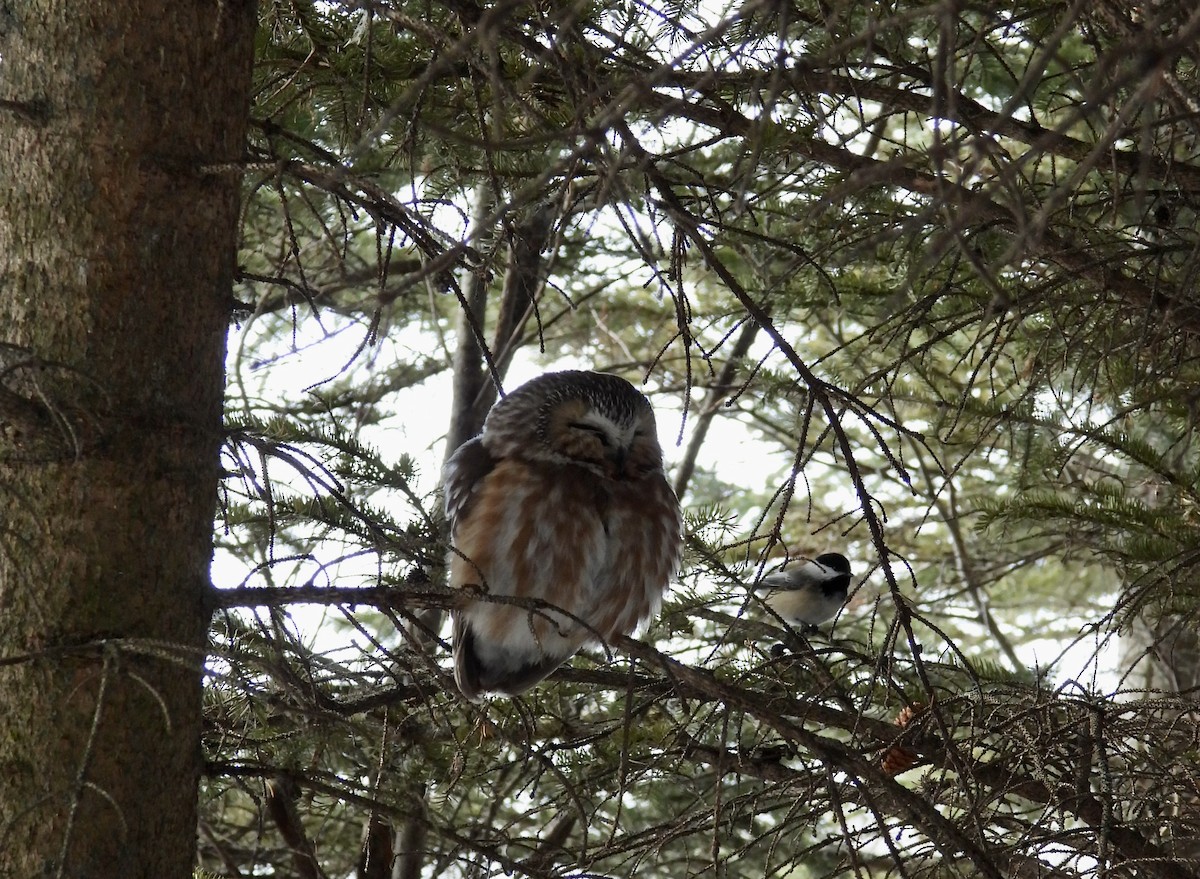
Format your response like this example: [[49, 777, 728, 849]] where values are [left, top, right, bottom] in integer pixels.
[[1119, 608, 1200, 694], [0, 2, 255, 877]]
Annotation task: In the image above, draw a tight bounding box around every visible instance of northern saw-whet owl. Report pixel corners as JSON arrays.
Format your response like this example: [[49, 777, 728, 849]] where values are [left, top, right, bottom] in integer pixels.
[[443, 370, 682, 700], [754, 552, 852, 628]]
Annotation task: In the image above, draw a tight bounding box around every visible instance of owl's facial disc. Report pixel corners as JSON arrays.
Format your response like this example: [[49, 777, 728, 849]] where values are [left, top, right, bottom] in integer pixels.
[[568, 410, 637, 470], [545, 399, 656, 478]]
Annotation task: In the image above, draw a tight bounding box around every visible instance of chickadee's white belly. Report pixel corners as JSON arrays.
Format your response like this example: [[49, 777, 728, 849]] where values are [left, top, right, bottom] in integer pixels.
[[765, 588, 844, 626]]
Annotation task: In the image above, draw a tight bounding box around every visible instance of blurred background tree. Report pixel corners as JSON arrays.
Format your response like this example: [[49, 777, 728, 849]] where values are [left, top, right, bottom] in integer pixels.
[[201, 1, 1200, 877]]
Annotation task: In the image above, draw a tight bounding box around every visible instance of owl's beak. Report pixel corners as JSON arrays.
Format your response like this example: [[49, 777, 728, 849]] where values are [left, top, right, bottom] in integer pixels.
[[607, 445, 630, 477]]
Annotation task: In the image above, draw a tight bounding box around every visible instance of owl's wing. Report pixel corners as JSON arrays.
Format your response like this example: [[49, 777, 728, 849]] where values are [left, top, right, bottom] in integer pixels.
[[442, 436, 495, 529]]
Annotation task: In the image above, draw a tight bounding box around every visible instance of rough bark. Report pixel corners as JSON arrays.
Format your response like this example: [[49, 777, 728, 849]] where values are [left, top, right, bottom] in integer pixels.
[[0, 1, 255, 877]]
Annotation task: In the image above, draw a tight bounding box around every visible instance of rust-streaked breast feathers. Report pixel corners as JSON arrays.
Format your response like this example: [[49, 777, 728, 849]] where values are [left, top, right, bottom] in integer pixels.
[[443, 370, 681, 700]]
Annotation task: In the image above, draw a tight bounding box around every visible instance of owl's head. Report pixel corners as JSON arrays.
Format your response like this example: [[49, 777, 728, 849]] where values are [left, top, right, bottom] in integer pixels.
[[482, 370, 666, 479]]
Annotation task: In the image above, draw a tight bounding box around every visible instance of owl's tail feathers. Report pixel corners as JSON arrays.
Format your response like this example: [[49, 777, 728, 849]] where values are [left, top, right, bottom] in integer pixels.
[[452, 616, 567, 701]]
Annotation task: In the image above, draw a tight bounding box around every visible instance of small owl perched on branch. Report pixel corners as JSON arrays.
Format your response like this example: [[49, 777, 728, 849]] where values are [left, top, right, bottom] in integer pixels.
[[443, 370, 682, 700]]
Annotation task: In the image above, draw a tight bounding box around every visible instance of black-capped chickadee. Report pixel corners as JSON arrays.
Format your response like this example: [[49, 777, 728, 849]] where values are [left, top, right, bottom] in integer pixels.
[[754, 552, 852, 628]]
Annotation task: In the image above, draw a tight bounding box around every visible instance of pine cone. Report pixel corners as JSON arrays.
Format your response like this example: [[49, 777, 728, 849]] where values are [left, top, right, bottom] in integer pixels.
[[880, 702, 924, 776]]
